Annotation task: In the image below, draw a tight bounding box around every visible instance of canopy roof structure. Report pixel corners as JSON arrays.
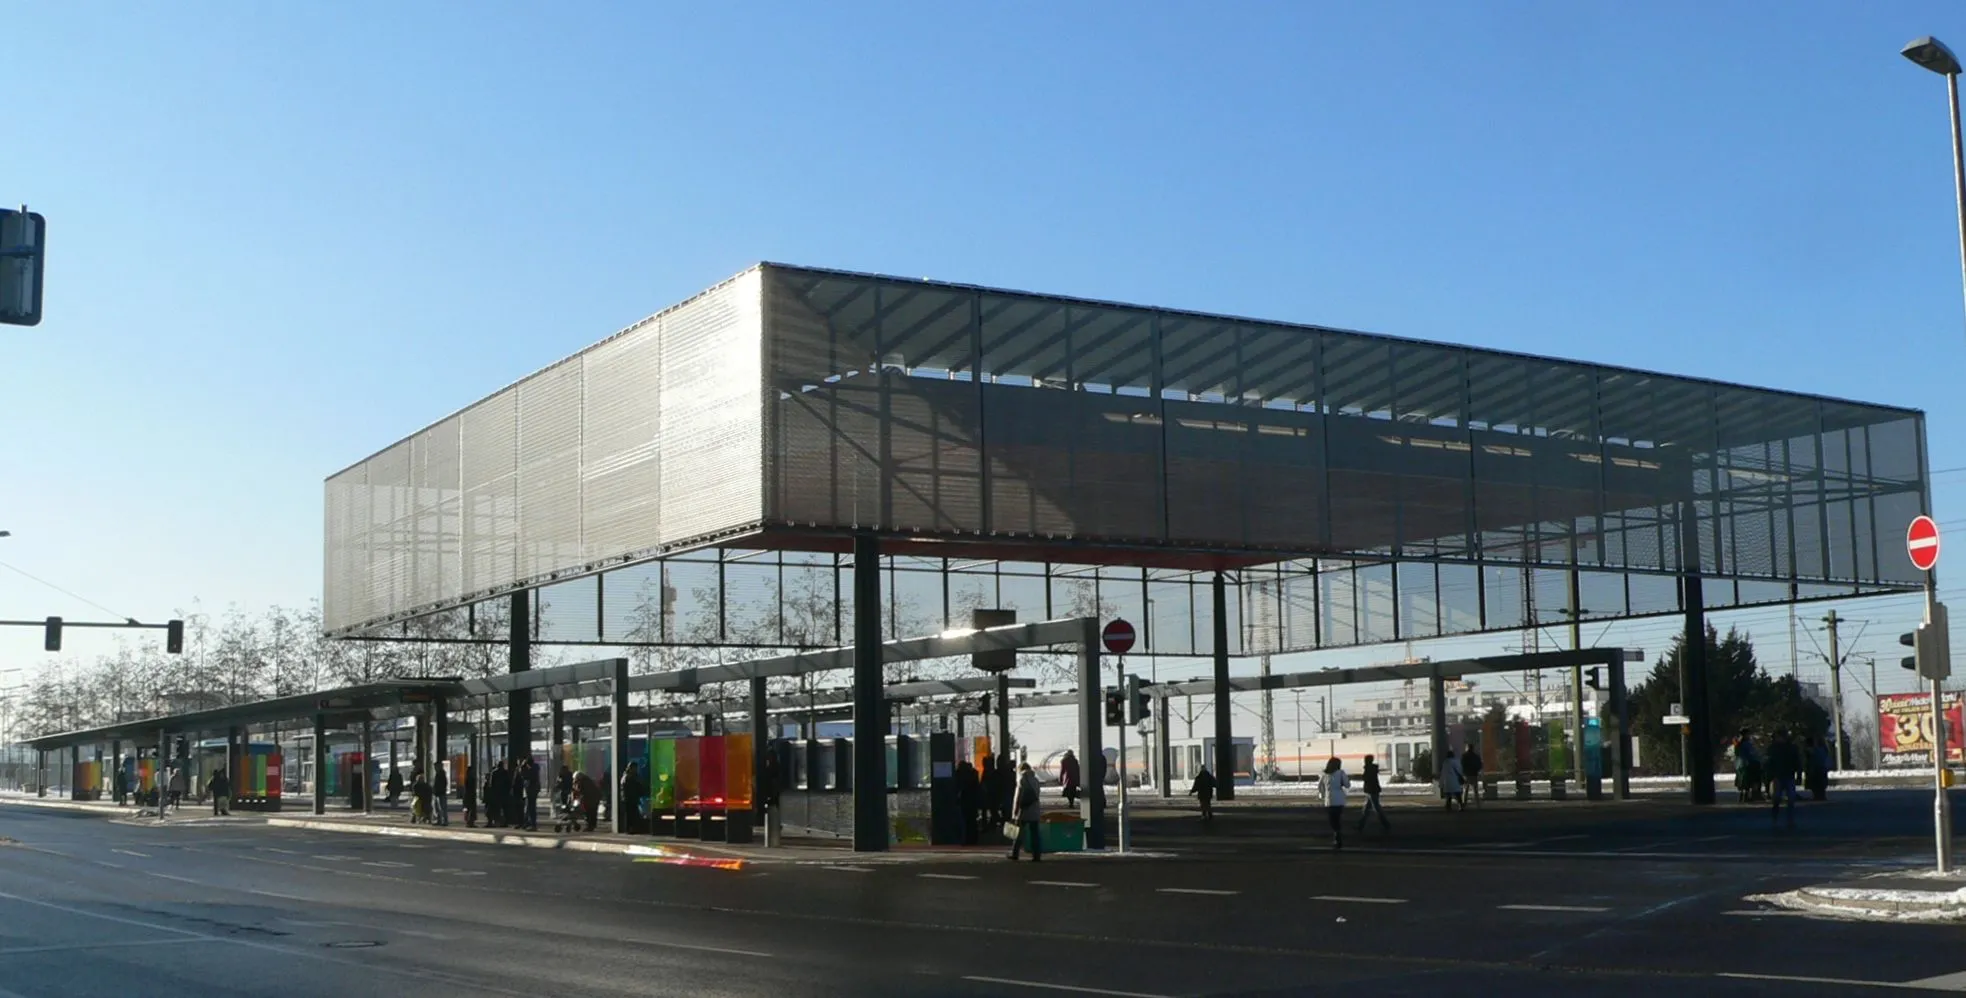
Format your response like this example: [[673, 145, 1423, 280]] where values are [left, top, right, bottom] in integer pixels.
[[325, 264, 1928, 657]]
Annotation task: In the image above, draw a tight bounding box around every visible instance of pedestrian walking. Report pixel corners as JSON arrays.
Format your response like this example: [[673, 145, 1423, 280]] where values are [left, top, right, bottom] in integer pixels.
[[206, 766, 231, 817], [572, 768, 600, 833], [112, 758, 129, 807], [409, 768, 432, 824], [461, 763, 478, 828], [1767, 730, 1802, 828], [1733, 729, 1762, 804], [168, 763, 189, 812], [1189, 766, 1217, 823], [1321, 756, 1350, 850], [1438, 748, 1464, 811], [521, 758, 542, 831], [1460, 743, 1484, 809], [1355, 754, 1390, 832], [1059, 749, 1082, 808], [432, 765, 449, 826], [1803, 735, 1831, 802], [385, 767, 404, 807], [486, 760, 511, 829], [1007, 762, 1044, 862], [956, 760, 981, 845], [980, 756, 1001, 827], [620, 761, 647, 834]]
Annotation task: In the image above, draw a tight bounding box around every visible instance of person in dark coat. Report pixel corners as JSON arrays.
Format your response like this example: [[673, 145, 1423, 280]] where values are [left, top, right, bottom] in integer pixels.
[[995, 754, 1016, 829], [431, 765, 449, 827], [1189, 766, 1217, 823], [113, 759, 129, 807], [486, 760, 511, 829], [572, 769, 600, 833], [206, 766, 231, 817], [955, 760, 981, 845], [520, 758, 542, 831], [556, 764, 575, 814], [1355, 754, 1390, 832], [1767, 730, 1803, 828], [1803, 735, 1831, 801], [979, 757, 1001, 827], [385, 767, 404, 807], [461, 764, 478, 827], [620, 762, 647, 834], [1460, 743, 1484, 809], [1059, 750, 1082, 808]]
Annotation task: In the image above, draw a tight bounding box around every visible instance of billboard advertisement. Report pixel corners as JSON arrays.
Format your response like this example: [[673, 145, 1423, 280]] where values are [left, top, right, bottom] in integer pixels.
[[1878, 691, 1965, 768]]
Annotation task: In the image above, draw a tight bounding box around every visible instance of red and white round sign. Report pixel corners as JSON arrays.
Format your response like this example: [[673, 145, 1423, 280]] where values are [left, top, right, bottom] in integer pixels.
[[1909, 514, 1942, 572], [1102, 619, 1136, 655]]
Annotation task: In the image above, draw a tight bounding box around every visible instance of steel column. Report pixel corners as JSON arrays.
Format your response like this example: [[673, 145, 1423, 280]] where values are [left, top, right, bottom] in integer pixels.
[[750, 676, 769, 828], [1077, 615, 1106, 849], [1211, 571, 1234, 800], [1681, 505, 1716, 805], [1157, 692, 1173, 798], [610, 658, 630, 836], [508, 589, 532, 767], [851, 532, 888, 852], [1608, 658, 1632, 800], [312, 713, 327, 816]]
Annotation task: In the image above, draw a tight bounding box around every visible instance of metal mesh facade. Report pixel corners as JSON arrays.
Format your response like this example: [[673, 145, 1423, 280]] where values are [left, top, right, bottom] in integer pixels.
[[325, 270, 764, 634], [328, 262, 1926, 649]]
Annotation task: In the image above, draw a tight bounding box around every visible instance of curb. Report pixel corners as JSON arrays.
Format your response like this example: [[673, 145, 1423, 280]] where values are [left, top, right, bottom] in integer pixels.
[[264, 818, 659, 856], [1751, 887, 1966, 921]]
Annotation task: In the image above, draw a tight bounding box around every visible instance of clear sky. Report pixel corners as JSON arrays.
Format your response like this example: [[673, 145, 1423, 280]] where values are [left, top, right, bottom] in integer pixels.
[[5, 3, 1966, 743]]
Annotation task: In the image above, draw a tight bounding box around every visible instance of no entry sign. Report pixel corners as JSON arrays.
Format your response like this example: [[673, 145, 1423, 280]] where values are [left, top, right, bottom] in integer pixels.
[[1102, 619, 1136, 655], [1910, 515, 1942, 572]]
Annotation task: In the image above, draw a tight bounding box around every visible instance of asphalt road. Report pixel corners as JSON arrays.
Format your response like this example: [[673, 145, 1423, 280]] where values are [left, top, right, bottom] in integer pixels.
[[2, 791, 1962, 997]]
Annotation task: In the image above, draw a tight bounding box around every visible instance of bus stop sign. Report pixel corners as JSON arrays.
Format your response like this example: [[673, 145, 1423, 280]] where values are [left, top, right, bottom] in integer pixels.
[[0, 207, 45, 327]]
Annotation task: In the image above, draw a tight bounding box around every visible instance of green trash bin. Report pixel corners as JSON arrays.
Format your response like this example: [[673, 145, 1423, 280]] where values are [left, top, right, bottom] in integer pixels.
[[1038, 813, 1085, 853]]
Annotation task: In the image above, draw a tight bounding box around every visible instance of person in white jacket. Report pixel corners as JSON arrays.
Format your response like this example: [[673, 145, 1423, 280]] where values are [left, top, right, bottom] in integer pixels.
[[1320, 757, 1350, 850], [1438, 748, 1465, 811]]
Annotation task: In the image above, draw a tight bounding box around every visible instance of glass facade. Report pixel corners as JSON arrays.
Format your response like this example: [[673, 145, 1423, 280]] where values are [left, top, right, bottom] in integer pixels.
[[326, 263, 1926, 655]]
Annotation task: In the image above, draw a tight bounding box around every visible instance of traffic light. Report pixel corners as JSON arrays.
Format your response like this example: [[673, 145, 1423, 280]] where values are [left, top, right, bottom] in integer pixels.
[[166, 619, 185, 654], [42, 616, 60, 652], [1104, 688, 1124, 726], [1903, 631, 1919, 671], [1584, 667, 1603, 691], [1124, 675, 1147, 725], [1903, 604, 1952, 680]]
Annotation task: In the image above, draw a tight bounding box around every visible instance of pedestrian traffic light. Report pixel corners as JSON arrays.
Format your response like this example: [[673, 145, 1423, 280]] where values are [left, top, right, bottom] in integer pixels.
[[42, 616, 60, 652], [1104, 688, 1124, 726], [166, 619, 184, 654], [1124, 674, 1147, 725], [1584, 667, 1602, 691], [979, 692, 991, 716]]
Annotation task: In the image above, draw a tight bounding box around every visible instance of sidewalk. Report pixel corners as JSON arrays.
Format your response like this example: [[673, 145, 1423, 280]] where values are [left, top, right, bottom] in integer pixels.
[[1751, 870, 1966, 921]]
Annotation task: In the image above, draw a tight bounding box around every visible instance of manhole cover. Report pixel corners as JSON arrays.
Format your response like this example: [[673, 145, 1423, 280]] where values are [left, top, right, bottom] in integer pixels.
[[324, 940, 384, 949]]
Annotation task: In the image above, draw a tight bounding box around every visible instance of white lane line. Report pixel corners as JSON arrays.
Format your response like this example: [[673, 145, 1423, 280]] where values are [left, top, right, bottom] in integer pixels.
[[251, 889, 316, 902], [0, 937, 212, 957], [95, 862, 123, 870], [1499, 904, 1610, 913], [150, 873, 199, 885], [428, 868, 486, 876], [1718, 971, 1921, 990], [650, 939, 774, 958], [823, 865, 874, 873], [312, 854, 357, 862], [1029, 880, 1099, 889], [263, 847, 299, 855], [1157, 888, 1239, 896], [963, 975, 1170, 998], [363, 861, 413, 868], [394, 928, 454, 941], [1312, 895, 1408, 904], [111, 848, 150, 858], [918, 873, 979, 881]]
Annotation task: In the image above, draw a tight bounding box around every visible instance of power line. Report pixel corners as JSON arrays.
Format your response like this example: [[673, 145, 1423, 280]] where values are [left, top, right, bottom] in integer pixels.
[[0, 559, 134, 624]]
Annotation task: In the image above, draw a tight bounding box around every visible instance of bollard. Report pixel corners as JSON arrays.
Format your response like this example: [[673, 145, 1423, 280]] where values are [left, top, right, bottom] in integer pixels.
[[1483, 777, 1500, 801], [1514, 775, 1532, 800], [1550, 776, 1568, 801]]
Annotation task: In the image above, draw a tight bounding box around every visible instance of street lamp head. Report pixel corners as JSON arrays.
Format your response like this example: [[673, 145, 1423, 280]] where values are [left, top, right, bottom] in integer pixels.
[[1904, 36, 1963, 76]]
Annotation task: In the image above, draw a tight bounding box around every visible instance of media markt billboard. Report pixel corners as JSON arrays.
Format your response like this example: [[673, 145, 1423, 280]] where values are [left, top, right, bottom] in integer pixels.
[[1878, 691, 1966, 767]]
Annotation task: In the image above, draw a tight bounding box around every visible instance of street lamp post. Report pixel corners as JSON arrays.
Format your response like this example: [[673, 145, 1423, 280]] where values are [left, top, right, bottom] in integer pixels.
[[1901, 34, 1966, 874]]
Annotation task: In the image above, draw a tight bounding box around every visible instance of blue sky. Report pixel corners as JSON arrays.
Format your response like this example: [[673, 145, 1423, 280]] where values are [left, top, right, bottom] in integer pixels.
[[5, 3, 1966, 741]]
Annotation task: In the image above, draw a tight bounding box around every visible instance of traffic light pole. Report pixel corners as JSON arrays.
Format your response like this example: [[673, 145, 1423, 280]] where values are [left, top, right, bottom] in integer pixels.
[[1928, 573, 1952, 874], [1115, 653, 1129, 855]]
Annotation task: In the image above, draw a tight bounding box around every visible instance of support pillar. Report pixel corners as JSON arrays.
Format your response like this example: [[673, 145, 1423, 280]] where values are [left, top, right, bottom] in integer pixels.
[[34, 750, 44, 798], [360, 720, 374, 815], [1211, 571, 1234, 800], [609, 658, 630, 836], [1608, 657, 1632, 800], [508, 589, 533, 768], [1156, 692, 1173, 799], [1076, 615, 1107, 849], [156, 729, 168, 820], [1681, 504, 1716, 805], [111, 739, 122, 804], [312, 713, 327, 816], [851, 532, 888, 852], [750, 676, 769, 829], [995, 672, 1012, 760], [432, 698, 449, 788], [550, 698, 565, 756], [1429, 669, 1448, 783], [412, 713, 428, 778]]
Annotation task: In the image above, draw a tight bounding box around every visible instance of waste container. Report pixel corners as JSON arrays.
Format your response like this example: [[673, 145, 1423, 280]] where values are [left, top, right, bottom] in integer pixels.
[[1038, 812, 1085, 853]]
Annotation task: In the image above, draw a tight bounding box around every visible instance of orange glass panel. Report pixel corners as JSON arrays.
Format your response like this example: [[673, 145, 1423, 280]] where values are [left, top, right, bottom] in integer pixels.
[[724, 734, 754, 811]]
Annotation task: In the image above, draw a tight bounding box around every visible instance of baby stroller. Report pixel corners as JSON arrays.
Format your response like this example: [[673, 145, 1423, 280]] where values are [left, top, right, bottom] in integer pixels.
[[551, 793, 583, 833]]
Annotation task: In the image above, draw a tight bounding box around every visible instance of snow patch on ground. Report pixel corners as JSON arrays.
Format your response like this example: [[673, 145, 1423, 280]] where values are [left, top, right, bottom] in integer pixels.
[[1750, 888, 1966, 922]]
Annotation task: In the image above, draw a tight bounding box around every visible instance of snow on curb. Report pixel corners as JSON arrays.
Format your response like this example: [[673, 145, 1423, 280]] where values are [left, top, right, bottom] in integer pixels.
[[1750, 887, 1966, 922]]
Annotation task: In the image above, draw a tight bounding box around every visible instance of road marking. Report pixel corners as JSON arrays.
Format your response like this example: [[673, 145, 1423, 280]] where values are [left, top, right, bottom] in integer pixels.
[[111, 848, 150, 858], [394, 928, 453, 941], [313, 854, 357, 862], [1313, 895, 1407, 904], [263, 847, 299, 855], [823, 865, 874, 873], [427, 868, 485, 876], [363, 861, 413, 868], [0, 936, 212, 957], [150, 873, 199, 885], [918, 873, 979, 881], [963, 975, 1170, 998], [1718, 971, 1924, 990], [95, 861, 123, 870], [1157, 888, 1239, 896], [649, 939, 774, 958], [1498, 904, 1610, 913], [251, 889, 316, 902], [1030, 880, 1098, 888], [1720, 910, 1810, 918]]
